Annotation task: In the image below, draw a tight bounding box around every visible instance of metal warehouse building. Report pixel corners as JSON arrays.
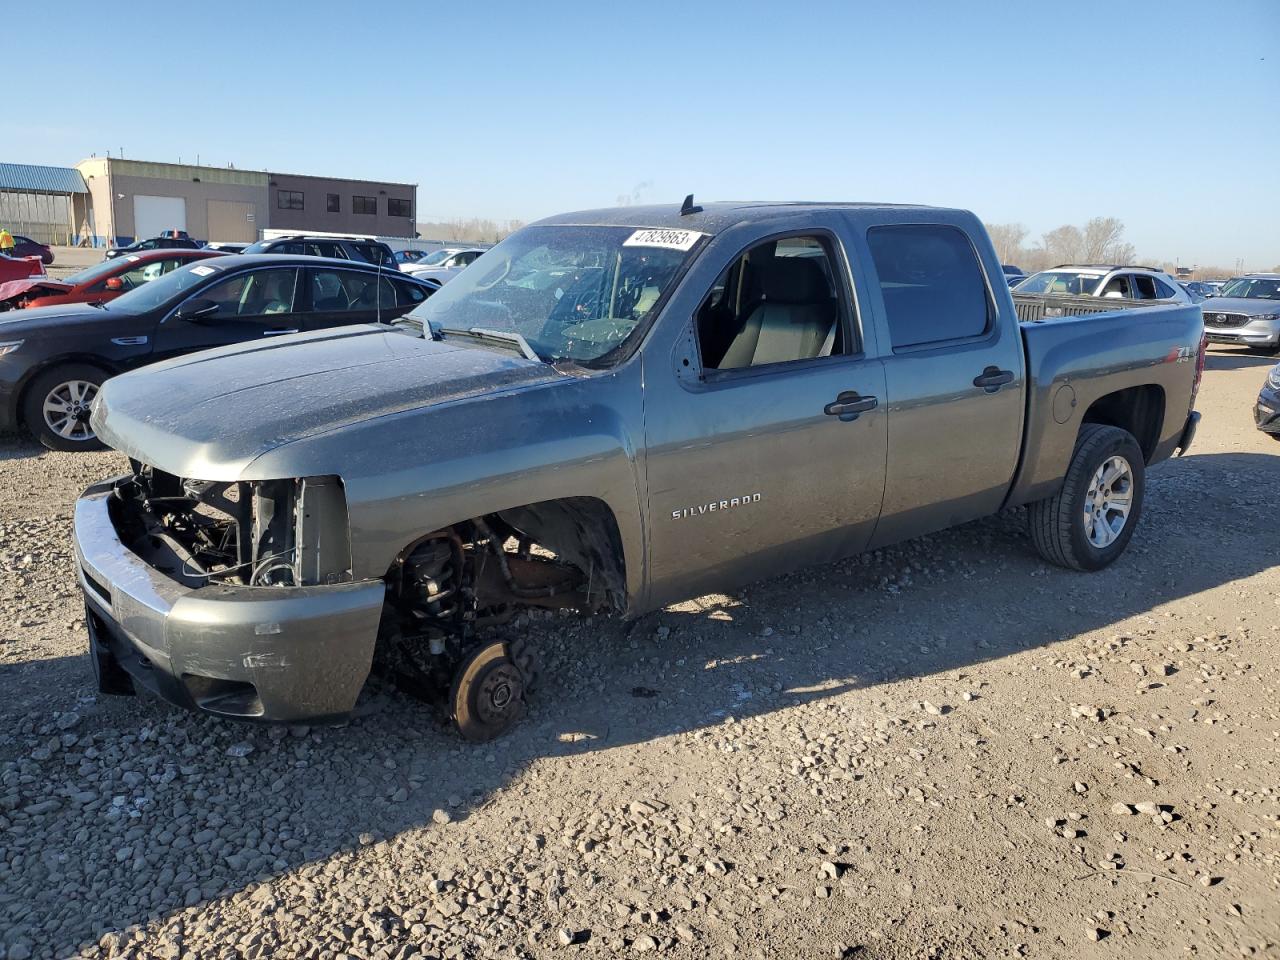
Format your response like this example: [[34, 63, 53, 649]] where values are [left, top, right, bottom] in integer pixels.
[[0, 163, 91, 245], [0, 156, 418, 247]]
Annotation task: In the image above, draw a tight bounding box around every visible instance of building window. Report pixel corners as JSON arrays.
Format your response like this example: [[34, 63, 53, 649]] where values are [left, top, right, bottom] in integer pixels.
[[387, 198, 412, 218], [277, 190, 304, 210], [353, 195, 377, 216], [326, 193, 340, 213]]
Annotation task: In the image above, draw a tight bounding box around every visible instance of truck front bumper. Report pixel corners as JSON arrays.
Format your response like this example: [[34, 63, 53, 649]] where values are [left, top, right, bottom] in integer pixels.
[[73, 480, 386, 723]]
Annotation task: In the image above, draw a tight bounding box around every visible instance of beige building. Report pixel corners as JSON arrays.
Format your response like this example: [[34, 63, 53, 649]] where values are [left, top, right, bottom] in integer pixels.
[[76, 158, 269, 245], [268, 172, 416, 237], [70, 157, 417, 246]]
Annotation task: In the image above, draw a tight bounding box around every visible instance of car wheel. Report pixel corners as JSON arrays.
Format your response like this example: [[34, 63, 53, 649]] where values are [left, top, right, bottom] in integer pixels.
[[21, 364, 108, 452], [1027, 424, 1145, 572]]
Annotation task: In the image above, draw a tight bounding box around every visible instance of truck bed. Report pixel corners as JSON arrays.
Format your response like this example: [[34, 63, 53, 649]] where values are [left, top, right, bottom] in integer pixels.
[[1008, 299, 1204, 508]]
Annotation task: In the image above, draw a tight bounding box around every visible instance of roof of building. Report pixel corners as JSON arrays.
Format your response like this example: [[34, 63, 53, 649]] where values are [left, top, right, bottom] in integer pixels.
[[0, 163, 89, 194]]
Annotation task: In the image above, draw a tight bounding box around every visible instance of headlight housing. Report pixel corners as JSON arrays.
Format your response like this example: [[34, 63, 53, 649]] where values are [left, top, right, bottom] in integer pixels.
[[1268, 365, 1280, 390], [0, 340, 23, 357], [1251, 313, 1280, 324]]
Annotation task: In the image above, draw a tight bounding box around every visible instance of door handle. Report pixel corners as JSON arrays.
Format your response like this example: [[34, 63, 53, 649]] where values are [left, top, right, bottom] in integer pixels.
[[973, 366, 1014, 393], [824, 391, 878, 422], [262, 328, 299, 336]]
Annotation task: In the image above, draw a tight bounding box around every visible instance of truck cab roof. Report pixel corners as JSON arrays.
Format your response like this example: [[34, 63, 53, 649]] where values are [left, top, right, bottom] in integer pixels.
[[533, 200, 941, 235]]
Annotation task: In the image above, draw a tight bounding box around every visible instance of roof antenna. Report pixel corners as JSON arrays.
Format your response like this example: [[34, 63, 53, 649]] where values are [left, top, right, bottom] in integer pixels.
[[680, 193, 702, 216]]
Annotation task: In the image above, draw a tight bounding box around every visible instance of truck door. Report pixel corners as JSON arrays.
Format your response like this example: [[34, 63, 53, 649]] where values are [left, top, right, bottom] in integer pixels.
[[643, 228, 888, 608], [860, 222, 1025, 548]]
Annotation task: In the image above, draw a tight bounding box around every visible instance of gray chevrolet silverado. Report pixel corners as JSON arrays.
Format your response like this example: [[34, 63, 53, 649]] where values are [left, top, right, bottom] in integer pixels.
[[74, 201, 1205, 740]]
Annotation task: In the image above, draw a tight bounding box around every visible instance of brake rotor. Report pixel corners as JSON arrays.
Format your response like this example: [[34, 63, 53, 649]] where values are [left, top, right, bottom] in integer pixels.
[[450, 641, 526, 742]]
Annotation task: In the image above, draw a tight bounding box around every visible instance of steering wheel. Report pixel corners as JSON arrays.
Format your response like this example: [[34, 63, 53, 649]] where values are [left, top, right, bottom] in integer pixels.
[[473, 257, 511, 291]]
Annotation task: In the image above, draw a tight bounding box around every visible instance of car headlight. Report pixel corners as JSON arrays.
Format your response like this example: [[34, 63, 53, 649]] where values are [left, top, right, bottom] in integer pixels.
[[1268, 365, 1280, 390], [1251, 313, 1280, 324], [0, 340, 22, 357]]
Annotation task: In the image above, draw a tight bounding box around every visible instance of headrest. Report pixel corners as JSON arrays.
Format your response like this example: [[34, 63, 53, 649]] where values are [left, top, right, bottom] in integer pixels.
[[761, 256, 828, 304]]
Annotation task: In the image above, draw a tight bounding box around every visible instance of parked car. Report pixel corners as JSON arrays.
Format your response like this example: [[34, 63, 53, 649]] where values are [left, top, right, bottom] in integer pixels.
[[243, 235, 399, 270], [0, 254, 436, 450], [105, 235, 201, 259], [1015, 265, 1191, 303], [1179, 280, 1216, 303], [73, 201, 1204, 740], [1256, 363, 1280, 441], [204, 241, 251, 254], [402, 247, 487, 285], [393, 249, 431, 267], [1201, 274, 1280, 354], [1002, 264, 1026, 286], [0, 253, 45, 285], [0, 249, 225, 312], [8, 235, 54, 264]]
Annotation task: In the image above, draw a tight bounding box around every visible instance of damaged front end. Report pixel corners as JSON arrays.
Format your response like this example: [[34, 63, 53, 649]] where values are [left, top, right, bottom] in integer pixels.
[[110, 462, 353, 589], [74, 463, 385, 722]]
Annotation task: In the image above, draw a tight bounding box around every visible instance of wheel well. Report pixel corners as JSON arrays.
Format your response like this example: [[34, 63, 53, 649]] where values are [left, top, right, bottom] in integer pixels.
[[1081, 385, 1164, 462], [387, 496, 629, 615]]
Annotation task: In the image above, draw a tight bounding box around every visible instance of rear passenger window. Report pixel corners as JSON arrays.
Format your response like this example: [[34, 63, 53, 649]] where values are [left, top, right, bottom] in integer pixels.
[[695, 235, 848, 371], [1101, 275, 1132, 298], [866, 225, 990, 349], [1133, 275, 1158, 299], [1153, 278, 1177, 299]]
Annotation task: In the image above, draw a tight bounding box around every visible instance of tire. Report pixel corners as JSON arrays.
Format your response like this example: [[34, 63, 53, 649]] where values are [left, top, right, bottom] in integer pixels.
[[21, 364, 108, 452], [1027, 423, 1145, 572]]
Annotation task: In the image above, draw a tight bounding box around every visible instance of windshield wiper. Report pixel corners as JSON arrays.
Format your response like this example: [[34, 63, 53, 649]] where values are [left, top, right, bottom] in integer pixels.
[[438, 326, 543, 362]]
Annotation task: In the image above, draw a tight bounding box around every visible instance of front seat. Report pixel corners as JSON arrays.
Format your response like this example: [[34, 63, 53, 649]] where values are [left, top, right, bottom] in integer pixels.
[[718, 256, 836, 368]]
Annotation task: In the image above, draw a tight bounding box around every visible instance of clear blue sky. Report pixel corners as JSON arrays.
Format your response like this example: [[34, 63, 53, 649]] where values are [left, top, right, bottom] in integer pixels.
[[7, 0, 1277, 267]]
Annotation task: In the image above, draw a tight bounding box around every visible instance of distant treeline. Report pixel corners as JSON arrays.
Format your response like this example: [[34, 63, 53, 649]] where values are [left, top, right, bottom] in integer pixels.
[[415, 218, 526, 244]]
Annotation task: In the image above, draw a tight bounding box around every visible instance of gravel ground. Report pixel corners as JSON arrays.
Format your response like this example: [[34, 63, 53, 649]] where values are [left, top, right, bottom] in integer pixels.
[[1, 350, 1277, 960]]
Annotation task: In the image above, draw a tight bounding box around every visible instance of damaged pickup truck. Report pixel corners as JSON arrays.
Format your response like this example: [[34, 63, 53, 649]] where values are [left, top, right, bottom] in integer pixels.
[[74, 200, 1205, 740]]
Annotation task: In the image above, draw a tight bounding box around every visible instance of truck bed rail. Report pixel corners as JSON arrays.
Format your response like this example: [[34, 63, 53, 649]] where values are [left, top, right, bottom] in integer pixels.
[[1014, 293, 1165, 323]]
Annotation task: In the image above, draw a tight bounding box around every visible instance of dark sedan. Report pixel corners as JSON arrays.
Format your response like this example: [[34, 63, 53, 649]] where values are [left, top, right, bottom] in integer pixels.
[[9, 235, 54, 264], [1257, 363, 1280, 442], [104, 235, 202, 259], [0, 254, 437, 450]]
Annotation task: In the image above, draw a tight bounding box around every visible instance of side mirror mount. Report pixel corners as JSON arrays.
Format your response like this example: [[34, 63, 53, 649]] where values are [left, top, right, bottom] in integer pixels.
[[104, 277, 124, 292], [175, 298, 220, 323]]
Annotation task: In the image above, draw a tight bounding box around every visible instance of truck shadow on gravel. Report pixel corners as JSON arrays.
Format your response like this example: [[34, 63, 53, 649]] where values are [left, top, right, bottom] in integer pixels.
[[2, 451, 1277, 957]]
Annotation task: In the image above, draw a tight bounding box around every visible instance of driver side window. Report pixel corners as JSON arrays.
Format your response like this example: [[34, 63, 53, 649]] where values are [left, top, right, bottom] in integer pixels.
[[194, 269, 299, 320], [695, 235, 849, 371]]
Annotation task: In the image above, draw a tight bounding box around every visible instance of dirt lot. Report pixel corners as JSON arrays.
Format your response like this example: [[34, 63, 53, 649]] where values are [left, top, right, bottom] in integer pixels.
[[1, 350, 1277, 960]]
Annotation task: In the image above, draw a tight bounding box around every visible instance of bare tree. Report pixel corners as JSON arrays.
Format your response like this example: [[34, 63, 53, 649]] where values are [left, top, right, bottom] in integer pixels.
[[984, 223, 1028, 265], [1081, 217, 1131, 263], [1041, 225, 1084, 266]]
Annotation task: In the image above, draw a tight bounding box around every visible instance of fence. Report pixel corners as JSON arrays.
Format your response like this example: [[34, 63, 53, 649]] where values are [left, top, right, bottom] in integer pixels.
[[0, 191, 74, 246]]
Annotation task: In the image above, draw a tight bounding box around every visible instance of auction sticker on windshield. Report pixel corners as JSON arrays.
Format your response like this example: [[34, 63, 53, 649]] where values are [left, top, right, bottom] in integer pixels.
[[623, 229, 705, 251], [189, 265, 219, 277]]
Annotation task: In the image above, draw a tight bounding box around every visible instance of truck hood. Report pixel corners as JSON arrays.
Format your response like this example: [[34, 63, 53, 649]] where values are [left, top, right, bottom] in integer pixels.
[[1202, 297, 1280, 318], [92, 324, 562, 480]]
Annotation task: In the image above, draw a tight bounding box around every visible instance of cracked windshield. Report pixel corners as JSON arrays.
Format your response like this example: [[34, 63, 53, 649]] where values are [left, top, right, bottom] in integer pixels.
[[407, 225, 700, 362]]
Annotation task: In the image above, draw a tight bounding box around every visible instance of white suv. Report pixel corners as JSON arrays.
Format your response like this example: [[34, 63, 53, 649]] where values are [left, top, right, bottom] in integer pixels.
[[1015, 265, 1191, 303]]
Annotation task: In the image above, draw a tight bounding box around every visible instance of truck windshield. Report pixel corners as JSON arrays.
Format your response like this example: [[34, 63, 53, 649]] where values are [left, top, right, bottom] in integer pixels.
[[1016, 271, 1105, 296], [406, 225, 702, 363], [1218, 277, 1280, 300]]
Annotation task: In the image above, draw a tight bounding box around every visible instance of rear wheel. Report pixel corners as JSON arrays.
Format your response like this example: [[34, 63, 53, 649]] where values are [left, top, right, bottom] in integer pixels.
[[21, 364, 108, 452], [1027, 424, 1145, 571]]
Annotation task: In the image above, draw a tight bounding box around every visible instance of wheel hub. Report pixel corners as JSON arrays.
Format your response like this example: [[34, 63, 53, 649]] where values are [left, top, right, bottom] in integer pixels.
[[1082, 454, 1134, 548], [451, 642, 526, 742]]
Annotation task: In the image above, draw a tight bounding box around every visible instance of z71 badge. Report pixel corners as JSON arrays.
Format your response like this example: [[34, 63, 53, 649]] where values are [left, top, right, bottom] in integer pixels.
[[672, 493, 762, 521]]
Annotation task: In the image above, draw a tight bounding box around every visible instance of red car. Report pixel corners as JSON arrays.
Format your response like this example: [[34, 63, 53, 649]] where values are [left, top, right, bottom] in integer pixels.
[[0, 248, 224, 311], [0, 253, 45, 286]]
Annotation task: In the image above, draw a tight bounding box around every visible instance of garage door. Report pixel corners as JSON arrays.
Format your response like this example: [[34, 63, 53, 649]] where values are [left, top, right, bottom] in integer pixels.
[[133, 195, 186, 240], [207, 200, 257, 243]]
